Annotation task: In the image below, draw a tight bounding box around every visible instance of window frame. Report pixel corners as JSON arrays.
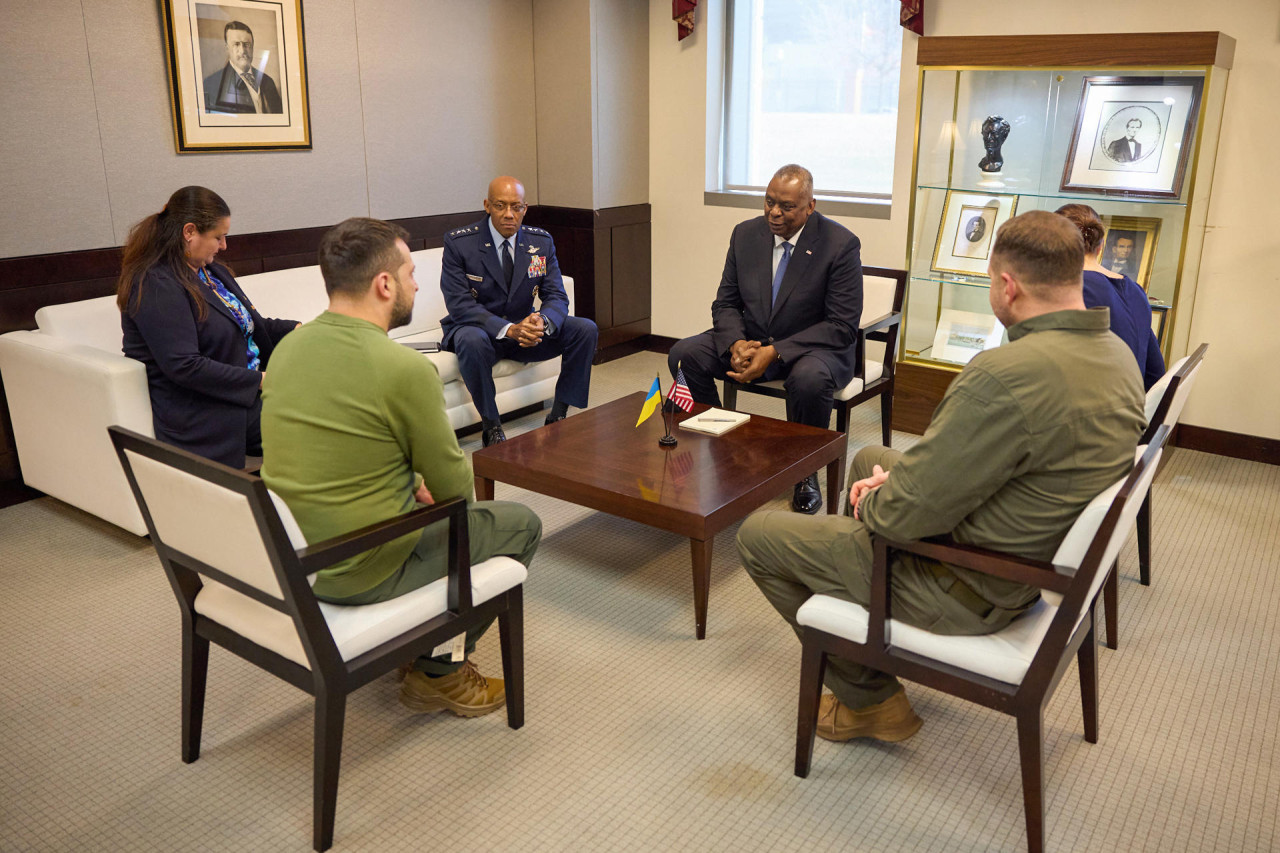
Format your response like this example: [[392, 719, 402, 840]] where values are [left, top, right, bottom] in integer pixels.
[[705, 0, 900, 220]]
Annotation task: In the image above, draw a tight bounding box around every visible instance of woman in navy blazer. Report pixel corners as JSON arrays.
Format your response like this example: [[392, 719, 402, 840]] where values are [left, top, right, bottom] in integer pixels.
[[1057, 203, 1165, 390], [117, 186, 297, 468]]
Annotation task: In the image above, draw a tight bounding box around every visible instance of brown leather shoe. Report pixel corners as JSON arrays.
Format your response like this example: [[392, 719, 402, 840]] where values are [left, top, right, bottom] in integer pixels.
[[400, 659, 505, 717], [816, 689, 922, 743]]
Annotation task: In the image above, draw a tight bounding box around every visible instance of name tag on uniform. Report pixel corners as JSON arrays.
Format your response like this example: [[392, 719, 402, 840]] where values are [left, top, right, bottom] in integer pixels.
[[466, 273, 483, 282], [527, 256, 546, 278]]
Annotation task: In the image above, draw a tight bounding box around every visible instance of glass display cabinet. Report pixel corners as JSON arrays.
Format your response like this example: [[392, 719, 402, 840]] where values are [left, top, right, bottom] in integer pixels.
[[899, 33, 1233, 416]]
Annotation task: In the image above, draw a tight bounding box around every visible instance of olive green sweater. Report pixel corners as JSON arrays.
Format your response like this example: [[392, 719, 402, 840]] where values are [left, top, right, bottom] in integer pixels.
[[261, 312, 472, 599], [860, 308, 1146, 608]]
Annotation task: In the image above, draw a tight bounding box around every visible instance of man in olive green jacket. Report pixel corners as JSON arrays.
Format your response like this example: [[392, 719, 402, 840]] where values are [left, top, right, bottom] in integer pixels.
[[263, 218, 541, 719], [738, 210, 1145, 743]]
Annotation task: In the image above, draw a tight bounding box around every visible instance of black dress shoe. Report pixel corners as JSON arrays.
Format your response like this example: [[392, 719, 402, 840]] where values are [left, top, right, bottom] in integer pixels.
[[482, 425, 507, 447], [791, 474, 822, 514], [544, 413, 565, 426]]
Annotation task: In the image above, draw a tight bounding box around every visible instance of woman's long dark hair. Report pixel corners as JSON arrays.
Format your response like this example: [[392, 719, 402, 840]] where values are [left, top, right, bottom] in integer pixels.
[[117, 186, 230, 320], [1055, 203, 1106, 255]]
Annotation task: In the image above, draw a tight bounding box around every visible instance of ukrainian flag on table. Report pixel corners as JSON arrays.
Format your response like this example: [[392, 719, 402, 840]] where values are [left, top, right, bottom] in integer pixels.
[[636, 376, 662, 427]]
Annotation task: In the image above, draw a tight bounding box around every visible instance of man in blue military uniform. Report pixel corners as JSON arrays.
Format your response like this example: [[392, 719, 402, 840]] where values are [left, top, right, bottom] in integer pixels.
[[440, 176, 598, 446]]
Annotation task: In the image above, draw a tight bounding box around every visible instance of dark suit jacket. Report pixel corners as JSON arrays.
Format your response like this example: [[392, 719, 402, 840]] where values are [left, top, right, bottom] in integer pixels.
[[1106, 137, 1141, 162], [121, 262, 295, 467], [202, 63, 283, 114], [710, 210, 863, 379], [439, 219, 570, 346]]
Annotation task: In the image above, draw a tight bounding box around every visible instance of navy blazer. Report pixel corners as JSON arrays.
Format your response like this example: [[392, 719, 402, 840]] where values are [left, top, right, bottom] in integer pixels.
[[121, 261, 295, 467], [439, 219, 570, 347], [710, 210, 863, 379]]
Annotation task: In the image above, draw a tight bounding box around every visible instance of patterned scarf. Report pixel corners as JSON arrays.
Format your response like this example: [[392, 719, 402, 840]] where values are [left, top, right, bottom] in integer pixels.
[[197, 267, 261, 371]]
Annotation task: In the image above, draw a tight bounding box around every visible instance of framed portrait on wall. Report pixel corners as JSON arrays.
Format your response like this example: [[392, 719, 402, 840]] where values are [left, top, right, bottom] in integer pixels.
[[161, 0, 312, 151], [930, 309, 1005, 365], [1099, 215, 1161, 290], [931, 190, 1019, 278], [1060, 76, 1203, 198]]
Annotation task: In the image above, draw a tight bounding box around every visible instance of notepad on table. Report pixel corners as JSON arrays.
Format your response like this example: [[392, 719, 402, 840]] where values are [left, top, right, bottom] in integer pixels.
[[680, 408, 750, 436]]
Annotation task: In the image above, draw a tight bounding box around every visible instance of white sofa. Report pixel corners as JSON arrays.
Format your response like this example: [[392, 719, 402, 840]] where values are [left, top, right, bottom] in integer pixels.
[[0, 247, 572, 535]]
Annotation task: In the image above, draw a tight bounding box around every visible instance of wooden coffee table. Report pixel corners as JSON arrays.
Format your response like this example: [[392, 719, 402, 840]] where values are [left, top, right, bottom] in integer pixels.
[[473, 392, 848, 639]]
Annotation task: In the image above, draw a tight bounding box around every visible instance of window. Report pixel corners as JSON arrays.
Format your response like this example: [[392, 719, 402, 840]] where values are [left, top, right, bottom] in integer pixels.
[[719, 0, 901, 201]]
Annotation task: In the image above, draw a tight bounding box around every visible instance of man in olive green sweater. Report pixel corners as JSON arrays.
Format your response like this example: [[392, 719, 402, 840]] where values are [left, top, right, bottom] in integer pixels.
[[738, 210, 1145, 743], [262, 217, 541, 718]]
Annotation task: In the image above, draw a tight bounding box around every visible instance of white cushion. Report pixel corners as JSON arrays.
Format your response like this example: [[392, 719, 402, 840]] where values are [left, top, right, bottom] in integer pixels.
[[797, 594, 1057, 686], [34, 295, 124, 355], [194, 557, 527, 668]]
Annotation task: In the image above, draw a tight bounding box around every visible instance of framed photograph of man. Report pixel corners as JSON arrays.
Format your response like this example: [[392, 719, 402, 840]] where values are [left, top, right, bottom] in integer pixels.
[[1099, 215, 1161, 291], [930, 309, 1005, 365], [931, 190, 1019, 278], [161, 0, 311, 151], [1061, 75, 1204, 198]]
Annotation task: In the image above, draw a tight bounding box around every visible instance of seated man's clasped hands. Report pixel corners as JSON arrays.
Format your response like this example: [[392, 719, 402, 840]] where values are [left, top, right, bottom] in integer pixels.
[[669, 164, 863, 514], [738, 211, 1146, 744]]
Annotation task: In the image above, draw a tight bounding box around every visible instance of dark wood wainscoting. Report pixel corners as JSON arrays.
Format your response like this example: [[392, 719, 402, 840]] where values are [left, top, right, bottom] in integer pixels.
[[525, 204, 652, 354], [0, 203, 651, 486]]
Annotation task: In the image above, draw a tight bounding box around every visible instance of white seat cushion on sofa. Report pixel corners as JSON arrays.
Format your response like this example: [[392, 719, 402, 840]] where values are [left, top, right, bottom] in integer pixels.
[[797, 594, 1057, 686]]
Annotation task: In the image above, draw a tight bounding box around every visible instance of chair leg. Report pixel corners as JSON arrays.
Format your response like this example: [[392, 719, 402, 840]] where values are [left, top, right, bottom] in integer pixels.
[[835, 402, 849, 434], [1103, 561, 1119, 650], [499, 589, 525, 730], [181, 625, 208, 764], [880, 389, 893, 448], [794, 636, 827, 778], [722, 381, 737, 411], [313, 691, 347, 852], [1137, 488, 1152, 586], [1016, 713, 1045, 853], [1077, 620, 1099, 744]]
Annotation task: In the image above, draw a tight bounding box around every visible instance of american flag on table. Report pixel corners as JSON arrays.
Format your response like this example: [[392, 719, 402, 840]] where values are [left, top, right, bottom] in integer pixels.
[[668, 366, 694, 413]]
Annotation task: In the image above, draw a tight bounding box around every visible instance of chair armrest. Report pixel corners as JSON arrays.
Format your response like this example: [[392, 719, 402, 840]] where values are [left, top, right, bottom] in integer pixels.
[[877, 534, 1072, 594], [295, 497, 467, 574], [859, 310, 902, 335], [0, 331, 153, 534]]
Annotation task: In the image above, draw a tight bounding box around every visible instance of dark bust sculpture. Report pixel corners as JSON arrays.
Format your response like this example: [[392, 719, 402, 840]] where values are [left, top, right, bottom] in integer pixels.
[[979, 115, 1011, 173]]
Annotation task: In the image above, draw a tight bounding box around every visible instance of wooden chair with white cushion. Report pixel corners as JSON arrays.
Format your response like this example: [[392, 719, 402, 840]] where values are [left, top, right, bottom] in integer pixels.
[[1137, 342, 1207, 585], [722, 266, 906, 445], [792, 427, 1169, 853], [1098, 342, 1206, 650], [108, 427, 527, 852]]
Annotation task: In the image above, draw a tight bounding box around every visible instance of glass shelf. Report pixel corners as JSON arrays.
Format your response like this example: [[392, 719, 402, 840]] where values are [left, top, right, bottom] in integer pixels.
[[916, 183, 1190, 208], [911, 273, 990, 289]]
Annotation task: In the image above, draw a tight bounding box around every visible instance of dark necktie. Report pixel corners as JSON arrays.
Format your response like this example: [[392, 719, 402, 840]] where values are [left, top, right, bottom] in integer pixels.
[[501, 240, 514, 287], [771, 241, 792, 306]]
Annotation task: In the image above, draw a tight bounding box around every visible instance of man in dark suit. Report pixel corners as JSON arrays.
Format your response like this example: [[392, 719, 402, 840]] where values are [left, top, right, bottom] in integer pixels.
[[1105, 118, 1143, 163], [202, 21, 283, 114], [440, 175, 598, 447], [668, 164, 863, 513]]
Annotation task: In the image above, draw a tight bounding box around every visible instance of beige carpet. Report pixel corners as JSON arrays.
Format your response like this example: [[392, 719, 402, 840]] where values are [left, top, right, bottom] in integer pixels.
[[1, 351, 1276, 852]]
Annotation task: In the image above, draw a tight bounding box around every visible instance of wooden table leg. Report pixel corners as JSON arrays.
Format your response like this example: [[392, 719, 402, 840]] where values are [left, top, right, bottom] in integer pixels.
[[476, 476, 494, 501], [691, 538, 712, 640], [825, 453, 846, 516]]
